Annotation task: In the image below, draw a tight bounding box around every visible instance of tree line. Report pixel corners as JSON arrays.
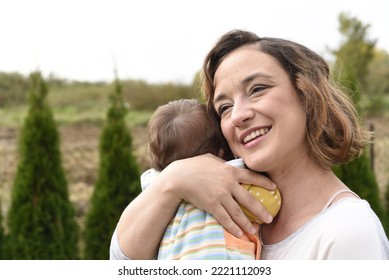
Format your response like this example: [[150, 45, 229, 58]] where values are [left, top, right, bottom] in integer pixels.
[[0, 72, 200, 112]]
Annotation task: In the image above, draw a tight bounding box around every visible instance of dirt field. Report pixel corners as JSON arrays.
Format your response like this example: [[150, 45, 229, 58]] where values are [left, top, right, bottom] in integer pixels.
[[1, 117, 388, 221], [0, 123, 149, 220]]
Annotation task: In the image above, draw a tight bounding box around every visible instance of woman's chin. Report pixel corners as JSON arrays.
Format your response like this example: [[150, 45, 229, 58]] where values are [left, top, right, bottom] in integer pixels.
[[243, 157, 269, 173]]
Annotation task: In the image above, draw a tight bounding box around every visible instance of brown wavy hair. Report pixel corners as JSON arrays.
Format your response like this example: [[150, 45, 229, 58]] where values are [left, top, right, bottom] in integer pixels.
[[202, 29, 371, 169]]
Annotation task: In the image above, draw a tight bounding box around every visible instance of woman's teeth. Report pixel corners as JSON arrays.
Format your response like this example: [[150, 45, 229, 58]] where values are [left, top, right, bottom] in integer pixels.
[[243, 127, 269, 144]]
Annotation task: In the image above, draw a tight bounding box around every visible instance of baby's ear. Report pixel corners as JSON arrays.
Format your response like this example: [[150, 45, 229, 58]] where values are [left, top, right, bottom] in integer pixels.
[[218, 148, 224, 158]]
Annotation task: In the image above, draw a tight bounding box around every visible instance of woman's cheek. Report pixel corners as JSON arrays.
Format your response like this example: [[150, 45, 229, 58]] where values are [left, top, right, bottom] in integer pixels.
[[221, 122, 234, 146]]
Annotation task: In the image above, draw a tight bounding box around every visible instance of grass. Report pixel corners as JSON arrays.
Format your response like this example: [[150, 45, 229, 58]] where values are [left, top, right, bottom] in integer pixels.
[[0, 105, 153, 128], [0, 106, 27, 128]]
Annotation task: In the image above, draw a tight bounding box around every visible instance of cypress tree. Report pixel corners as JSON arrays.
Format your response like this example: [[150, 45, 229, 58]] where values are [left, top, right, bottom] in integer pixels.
[[333, 152, 385, 223], [385, 178, 389, 236], [84, 74, 141, 259], [7, 71, 79, 259], [0, 200, 4, 259]]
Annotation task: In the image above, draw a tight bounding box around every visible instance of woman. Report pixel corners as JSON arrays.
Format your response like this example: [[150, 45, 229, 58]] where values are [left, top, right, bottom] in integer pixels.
[[115, 29, 389, 259]]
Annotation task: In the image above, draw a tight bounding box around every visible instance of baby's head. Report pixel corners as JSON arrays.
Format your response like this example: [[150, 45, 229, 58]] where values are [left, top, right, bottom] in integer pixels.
[[148, 99, 230, 171]]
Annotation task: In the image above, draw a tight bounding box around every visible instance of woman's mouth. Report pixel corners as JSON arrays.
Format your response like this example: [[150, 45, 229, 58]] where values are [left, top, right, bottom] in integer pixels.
[[242, 127, 270, 144]]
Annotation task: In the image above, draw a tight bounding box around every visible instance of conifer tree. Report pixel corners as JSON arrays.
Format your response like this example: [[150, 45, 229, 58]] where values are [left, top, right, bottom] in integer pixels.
[[333, 152, 385, 222], [84, 74, 141, 259], [7, 71, 79, 259], [384, 178, 389, 236], [0, 200, 4, 259]]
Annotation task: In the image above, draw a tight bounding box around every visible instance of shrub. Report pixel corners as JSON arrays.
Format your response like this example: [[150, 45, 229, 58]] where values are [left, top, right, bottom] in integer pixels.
[[385, 178, 389, 236], [84, 75, 141, 259], [333, 152, 386, 224], [7, 72, 79, 259], [0, 200, 4, 259]]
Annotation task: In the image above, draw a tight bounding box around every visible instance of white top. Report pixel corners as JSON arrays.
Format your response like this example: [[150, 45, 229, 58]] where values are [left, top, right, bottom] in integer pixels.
[[261, 194, 389, 260], [110, 227, 129, 260]]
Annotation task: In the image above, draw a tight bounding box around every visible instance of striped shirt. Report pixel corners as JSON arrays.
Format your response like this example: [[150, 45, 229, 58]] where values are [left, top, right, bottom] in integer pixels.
[[109, 163, 261, 260], [158, 201, 260, 260], [140, 167, 260, 260]]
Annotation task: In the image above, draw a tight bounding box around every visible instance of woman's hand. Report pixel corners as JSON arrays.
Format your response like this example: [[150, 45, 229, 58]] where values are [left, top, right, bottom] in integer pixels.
[[163, 153, 276, 237], [116, 153, 276, 259]]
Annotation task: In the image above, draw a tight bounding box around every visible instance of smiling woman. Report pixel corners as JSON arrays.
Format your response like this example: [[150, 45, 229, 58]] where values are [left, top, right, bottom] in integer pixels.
[[212, 45, 307, 173], [112, 29, 389, 260], [203, 30, 389, 259]]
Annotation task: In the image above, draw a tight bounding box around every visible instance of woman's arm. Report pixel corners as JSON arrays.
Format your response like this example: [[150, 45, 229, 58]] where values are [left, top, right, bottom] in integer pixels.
[[116, 153, 276, 259], [116, 170, 181, 259]]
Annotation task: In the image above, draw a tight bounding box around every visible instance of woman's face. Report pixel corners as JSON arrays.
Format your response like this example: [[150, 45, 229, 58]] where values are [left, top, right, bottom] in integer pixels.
[[213, 45, 308, 173]]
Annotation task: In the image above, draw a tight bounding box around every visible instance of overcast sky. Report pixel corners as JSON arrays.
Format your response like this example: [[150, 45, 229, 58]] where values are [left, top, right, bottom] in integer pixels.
[[1, 0, 388, 84]]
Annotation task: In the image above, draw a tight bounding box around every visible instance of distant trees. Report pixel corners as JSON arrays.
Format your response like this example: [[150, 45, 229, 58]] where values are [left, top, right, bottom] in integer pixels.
[[122, 80, 197, 110], [0, 72, 29, 107], [332, 12, 376, 108], [331, 12, 389, 117], [364, 49, 389, 116], [331, 13, 387, 229], [6, 72, 79, 259], [0, 71, 198, 112], [366, 49, 389, 97], [84, 74, 141, 259]]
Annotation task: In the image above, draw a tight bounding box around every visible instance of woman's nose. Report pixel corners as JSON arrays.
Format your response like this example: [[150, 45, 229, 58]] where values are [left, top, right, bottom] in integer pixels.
[[231, 100, 254, 127]]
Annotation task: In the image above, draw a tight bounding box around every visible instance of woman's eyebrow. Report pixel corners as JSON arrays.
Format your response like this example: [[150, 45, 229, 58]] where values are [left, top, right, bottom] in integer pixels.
[[214, 92, 227, 104], [241, 72, 272, 86]]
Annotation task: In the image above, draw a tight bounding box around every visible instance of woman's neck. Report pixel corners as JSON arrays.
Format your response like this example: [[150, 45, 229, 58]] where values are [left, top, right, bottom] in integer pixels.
[[262, 156, 346, 244], [269, 156, 333, 204]]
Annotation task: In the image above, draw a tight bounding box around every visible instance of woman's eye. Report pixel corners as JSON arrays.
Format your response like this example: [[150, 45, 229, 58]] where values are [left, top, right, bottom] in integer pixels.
[[217, 104, 232, 116], [250, 85, 266, 95]]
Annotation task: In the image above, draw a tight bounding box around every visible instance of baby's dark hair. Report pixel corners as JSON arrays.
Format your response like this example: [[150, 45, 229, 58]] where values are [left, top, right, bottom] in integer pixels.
[[148, 99, 231, 171]]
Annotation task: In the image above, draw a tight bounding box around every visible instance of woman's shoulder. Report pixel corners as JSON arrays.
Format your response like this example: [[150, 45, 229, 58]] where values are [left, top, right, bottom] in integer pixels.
[[320, 198, 377, 228], [317, 198, 387, 246], [262, 198, 389, 259], [314, 198, 389, 259]]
